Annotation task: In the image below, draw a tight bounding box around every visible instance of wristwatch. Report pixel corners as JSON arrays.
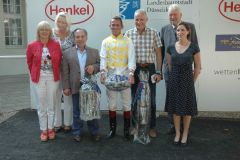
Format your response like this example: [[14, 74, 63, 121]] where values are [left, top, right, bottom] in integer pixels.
[[155, 70, 162, 75], [100, 69, 106, 75]]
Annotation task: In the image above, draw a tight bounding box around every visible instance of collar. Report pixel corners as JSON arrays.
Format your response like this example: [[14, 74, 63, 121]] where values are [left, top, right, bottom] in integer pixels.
[[76, 45, 86, 53], [111, 33, 123, 39], [134, 27, 147, 34]]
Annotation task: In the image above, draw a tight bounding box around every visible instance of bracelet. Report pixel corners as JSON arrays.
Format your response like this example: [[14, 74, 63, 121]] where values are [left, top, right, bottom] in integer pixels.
[[129, 72, 134, 76], [155, 70, 162, 75]]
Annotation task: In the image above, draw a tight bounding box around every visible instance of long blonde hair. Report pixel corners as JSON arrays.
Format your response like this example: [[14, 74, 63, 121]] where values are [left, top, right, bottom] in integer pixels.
[[55, 12, 71, 31]]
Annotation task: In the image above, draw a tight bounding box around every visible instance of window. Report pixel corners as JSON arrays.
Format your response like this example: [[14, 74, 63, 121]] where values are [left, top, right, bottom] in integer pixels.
[[1, 0, 26, 48], [4, 18, 22, 45], [3, 0, 21, 14]]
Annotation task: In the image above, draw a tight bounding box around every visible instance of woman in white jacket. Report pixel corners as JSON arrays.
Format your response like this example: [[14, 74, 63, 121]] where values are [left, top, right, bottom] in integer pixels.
[[52, 12, 74, 132]]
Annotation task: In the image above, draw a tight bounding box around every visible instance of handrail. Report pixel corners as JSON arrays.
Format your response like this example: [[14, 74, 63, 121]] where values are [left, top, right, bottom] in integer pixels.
[[0, 55, 26, 58]]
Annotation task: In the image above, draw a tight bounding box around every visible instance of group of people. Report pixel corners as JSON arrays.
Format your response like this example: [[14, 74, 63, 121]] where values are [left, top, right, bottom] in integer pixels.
[[26, 4, 201, 146]]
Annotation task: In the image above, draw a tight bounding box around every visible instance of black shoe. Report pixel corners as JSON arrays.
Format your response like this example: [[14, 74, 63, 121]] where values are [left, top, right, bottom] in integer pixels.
[[180, 141, 187, 147], [73, 135, 81, 142], [54, 126, 62, 133], [107, 130, 115, 139], [63, 126, 72, 133], [173, 136, 180, 145], [92, 134, 101, 142], [181, 142, 187, 147], [173, 140, 180, 145], [180, 139, 188, 147], [124, 132, 131, 140], [167, 127, 175, 135]]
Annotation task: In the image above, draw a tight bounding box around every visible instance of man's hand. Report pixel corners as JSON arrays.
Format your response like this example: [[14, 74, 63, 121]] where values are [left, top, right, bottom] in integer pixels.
[[85, 65, 94, 75], [128, 75, 135, 84], [154, 74, 162, 83], [63, 88, 71, 96]]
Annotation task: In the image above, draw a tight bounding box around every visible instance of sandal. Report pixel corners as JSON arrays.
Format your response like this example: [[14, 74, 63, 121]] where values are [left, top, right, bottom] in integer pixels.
[[40, 131, 48, 142], [48, 129, 56, 140]]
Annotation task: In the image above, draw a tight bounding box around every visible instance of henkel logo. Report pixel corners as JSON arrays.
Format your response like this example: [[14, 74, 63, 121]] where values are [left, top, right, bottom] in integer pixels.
[[218, 0, 240, 22], [45, 0, 94, 25]]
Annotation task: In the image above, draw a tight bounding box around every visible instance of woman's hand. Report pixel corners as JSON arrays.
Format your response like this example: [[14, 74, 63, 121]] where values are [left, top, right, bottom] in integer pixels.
[[63, 89, 71, 96]]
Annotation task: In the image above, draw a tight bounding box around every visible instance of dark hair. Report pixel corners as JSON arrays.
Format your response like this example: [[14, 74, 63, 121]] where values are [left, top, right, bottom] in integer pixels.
[[72, 28, 88, 37], [111, 16, 123, 27], [177, 22, 191, 39]]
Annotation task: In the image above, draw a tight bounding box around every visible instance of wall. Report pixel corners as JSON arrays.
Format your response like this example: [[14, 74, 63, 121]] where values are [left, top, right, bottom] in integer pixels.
[[1, 0, 239, 111], [198, 0, 240, 111]]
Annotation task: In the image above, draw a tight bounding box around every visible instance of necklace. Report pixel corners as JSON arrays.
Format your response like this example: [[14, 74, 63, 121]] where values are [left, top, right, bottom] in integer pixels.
[[175, 41, 190, 54]]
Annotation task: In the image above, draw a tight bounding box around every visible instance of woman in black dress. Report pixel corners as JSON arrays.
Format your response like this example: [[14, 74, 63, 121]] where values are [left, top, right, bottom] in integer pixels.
[[165, 22, 201, 145]]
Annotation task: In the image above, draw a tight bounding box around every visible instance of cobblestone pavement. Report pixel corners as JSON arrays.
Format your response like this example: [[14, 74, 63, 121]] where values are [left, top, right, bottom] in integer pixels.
[[0, 74, 30, 123]]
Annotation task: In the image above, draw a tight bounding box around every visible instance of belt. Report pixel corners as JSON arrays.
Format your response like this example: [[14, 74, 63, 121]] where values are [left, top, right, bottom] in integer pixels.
[[137, 63, 152, 68]]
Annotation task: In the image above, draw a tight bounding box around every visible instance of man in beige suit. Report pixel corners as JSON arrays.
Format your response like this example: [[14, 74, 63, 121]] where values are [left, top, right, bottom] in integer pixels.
[[62, 28, 100, 142]]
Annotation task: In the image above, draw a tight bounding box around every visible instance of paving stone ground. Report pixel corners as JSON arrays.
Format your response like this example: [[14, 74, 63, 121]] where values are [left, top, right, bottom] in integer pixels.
[[0, 74, 239, 160], [0, 109, 239, 160]]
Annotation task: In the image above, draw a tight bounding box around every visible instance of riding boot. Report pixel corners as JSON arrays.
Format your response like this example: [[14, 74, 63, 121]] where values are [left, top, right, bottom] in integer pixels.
[[124, 111, 131, 140], [107, 110, 116, 138]]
